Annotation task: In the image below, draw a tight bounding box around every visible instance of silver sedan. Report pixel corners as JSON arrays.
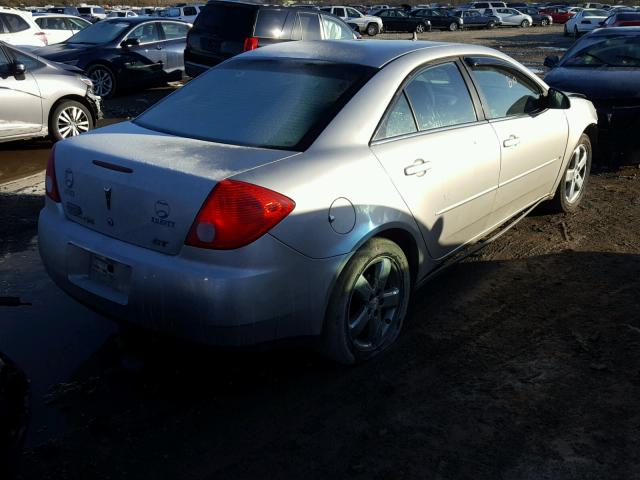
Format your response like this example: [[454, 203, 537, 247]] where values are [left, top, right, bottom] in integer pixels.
[[39, 40, 597, 364], [0, 41, 101, 143]]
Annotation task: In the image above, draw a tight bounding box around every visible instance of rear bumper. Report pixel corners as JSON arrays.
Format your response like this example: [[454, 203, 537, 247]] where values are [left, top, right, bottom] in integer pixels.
[[184, 60, 211, 78], [38, 202, 346, 346]]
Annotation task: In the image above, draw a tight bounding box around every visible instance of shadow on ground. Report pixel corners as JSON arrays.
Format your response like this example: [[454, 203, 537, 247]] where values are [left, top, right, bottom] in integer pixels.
[[20, 251, 640, 480]]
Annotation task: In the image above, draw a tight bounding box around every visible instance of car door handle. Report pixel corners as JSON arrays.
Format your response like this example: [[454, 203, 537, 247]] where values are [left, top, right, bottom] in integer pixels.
[[404, 159, 432, 177], [503, 135, 521, 148], [156, 45, 163, 50]]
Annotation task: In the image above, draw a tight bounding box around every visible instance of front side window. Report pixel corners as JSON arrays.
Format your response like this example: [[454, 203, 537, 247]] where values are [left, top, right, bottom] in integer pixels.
[[334, 7, 346, 17], [7, 47, 44, 70], [135, 59, 376, 151], [321, 15, 353, 39], [67, 18, 91, 29], [405, 62, 477, 131], [0, 48, 10, 75], [468, 62, 542, 118], [346, 8, 361, 17], [129, 23, 160, 43], [183, 6, 197, 16]]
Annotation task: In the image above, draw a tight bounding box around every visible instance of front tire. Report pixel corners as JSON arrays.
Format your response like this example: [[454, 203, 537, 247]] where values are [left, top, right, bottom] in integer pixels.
[[487, 20, 497, 29], [49, 100, 94, 141], [546, 133, 592, 213], [415, 22, 427, 33], [520, 19, 530, 27], [448, 21, 459, 31], [320, 238, 411, 365], [86, 64, 116, 98], [541, 18, 549, 26], [574, 25, 579, 37], [563, 24, 569, 36], [366, 23, 379, 36]]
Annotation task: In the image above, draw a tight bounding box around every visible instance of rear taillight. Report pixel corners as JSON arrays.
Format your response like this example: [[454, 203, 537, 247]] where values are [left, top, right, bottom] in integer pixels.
[[185, 179, 295, 250], [45, 145, 60, 202], [242, 36, 259, 52], [35, 31, 48, 46]]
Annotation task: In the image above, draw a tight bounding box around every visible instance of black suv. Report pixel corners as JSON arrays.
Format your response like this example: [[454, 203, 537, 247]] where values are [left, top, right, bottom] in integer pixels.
[[184, 0, 357, 77]]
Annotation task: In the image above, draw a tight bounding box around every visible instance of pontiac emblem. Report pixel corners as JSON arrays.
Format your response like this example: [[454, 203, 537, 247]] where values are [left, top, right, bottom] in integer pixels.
[[104, 187, 112, 210]]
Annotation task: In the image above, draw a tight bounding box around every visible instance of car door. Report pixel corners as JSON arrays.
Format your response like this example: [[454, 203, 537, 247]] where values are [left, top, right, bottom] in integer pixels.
[[464, 58, 568, 225], [0, 46, 42, 138], [122, 22, 166, 85], [158, 21, 190, 73], [370, 61, 500, 259]]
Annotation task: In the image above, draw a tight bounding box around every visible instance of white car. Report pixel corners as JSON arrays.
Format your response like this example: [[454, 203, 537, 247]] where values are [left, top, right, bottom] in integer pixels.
[[0, 7, 48, 47], [107, 10, 138, 18], [320, 6, 384, 35], [77, 5, 107, 23], [158, 5, 200, 23], [564, 8, 608, 35], [484, 7, 533, 26], [33, 14, 91, 45]]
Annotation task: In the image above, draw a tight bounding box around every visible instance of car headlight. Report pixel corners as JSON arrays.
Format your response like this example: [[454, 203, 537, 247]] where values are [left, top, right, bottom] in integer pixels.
[[79, 76, 93, 89]]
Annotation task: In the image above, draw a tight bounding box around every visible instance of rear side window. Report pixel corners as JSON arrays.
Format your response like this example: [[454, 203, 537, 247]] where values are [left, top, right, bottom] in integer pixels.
[[299, 12, 321, 40], [193, 3, 256, 38], [161, 22, 189, 39], [254, 10, 289, 38], [183, 6, 198, 16], [36, 17, 67, 30], [135, 59, 377, 151], [1, 14, 29, 33], [405, 63, 477, 131], [374, 93, 417, 141]]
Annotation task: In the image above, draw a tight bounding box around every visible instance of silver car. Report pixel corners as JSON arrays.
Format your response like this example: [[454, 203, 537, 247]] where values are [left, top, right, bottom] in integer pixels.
[[39, 41, 597, 364], [0, 41, 101, 143], [484, 7, 534, 26]]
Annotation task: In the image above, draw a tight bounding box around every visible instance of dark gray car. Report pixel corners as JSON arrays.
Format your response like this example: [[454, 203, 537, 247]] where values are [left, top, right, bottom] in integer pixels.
[[0, 41, 101, 143]]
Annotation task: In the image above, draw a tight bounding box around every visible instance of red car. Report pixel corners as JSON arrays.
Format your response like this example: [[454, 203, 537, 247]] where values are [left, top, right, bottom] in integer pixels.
[[541, 6, 581, 24], [602, 12, 640, 27]]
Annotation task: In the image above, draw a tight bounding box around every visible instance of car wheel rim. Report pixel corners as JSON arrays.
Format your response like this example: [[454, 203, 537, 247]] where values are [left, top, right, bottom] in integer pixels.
[[416, 24, 425, 33], [450, 22, 457, 30], [57, 106, 89, 138], [564, 144, 588, 204], [347, 256, 404, 352], [89, 68, 112, 97]]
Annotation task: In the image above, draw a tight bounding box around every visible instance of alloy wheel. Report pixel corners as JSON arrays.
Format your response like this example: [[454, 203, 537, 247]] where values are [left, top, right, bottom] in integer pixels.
[[57, 106, 90, 138], [415, 23, 426, 33], [88, 67, 113, 97], [347, 256, 404, 352], [564, 144, 588, 204], [449, 21, 458, 31]]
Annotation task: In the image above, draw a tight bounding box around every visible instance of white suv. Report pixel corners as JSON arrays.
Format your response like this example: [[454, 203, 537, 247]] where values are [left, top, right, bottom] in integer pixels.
[[320, 6, 383, 35], [0, 8, 48, 47]]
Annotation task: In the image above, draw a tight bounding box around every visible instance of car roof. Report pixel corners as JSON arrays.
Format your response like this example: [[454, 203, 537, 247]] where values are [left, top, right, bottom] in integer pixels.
[[243, 39, 498, 68]]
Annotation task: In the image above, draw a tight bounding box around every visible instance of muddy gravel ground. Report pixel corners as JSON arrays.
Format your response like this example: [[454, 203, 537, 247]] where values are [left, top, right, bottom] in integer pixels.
[[1, 26, 639, 479]]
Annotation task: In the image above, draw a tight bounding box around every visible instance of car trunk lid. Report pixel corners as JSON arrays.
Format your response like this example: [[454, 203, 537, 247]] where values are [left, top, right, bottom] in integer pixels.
[[54, 121, 298, 255]]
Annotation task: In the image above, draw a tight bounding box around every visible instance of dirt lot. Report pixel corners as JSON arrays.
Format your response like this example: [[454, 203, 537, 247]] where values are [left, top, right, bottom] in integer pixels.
[[2, 26, 640, 479]]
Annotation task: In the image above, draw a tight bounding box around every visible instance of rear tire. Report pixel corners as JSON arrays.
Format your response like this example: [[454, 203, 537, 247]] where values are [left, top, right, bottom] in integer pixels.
[[541, 18, 549, 26], [574, 25, 579, 37], [448, 21, 459, 31], [546, 133, 592, 213], [366, 23, 379, 36], [320, 238, 411, 365], [49, 100, 94, 142], [563, 24, 569, 36], [415, 22, 427, 33]]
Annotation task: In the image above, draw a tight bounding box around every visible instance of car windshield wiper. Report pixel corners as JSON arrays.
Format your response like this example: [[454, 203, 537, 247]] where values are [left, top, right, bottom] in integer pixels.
[[615, 54, 640, 64]]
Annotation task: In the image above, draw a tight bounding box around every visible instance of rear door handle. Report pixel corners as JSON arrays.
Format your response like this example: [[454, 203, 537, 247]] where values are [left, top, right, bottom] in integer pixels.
[[503, 135, 521, 148], [404, 159, 432, 177]]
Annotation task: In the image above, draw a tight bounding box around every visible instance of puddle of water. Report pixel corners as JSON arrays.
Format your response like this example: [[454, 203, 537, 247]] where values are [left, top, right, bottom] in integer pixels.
[[537, 46, 568, 51]]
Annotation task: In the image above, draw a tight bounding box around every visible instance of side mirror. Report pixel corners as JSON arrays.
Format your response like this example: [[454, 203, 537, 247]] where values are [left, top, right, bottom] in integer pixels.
[[546, 87, 570, 110], [12, 63, 26, 77], [543, 55, 560, 68], [120, 37, 140, 48]]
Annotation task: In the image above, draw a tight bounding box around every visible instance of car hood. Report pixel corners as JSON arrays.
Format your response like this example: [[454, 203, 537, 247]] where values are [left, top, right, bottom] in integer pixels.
[[545, 67, 640, 100], [32, 42, 97, 61]]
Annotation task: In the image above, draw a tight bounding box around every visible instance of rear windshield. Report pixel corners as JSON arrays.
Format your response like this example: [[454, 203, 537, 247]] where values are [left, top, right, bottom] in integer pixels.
[[254, 10, 289, 38], [135, 59, 377, 151], [192, 3, 257, 38]]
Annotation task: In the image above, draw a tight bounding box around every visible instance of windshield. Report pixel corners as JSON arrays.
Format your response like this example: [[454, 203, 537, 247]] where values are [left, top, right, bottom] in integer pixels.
[[135, 59, 377, 151], [561, 34, 640, 67], [66, 20, 130, 44]]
